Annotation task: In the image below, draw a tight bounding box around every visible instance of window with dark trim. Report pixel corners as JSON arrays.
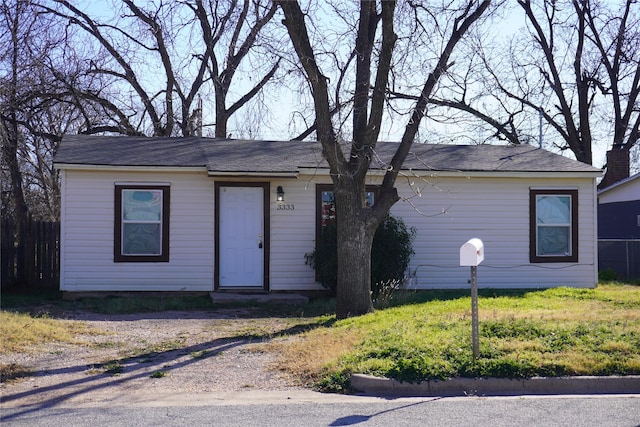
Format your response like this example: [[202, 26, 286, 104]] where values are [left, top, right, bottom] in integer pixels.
[[529, 189, 578, 263], [115, 184, 170, 262], [315, 184, 377, 241]]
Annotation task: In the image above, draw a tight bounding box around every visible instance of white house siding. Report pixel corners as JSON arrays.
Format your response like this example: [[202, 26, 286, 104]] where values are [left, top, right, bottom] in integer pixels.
[[59, 169, 597, 292], [268, 179, 324, 291], [60, 169, 215, 291], [389, 175, 597, 289]]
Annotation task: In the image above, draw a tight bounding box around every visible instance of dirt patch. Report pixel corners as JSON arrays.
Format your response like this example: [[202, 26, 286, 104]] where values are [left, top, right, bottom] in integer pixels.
[[0, 309, 313, 408]]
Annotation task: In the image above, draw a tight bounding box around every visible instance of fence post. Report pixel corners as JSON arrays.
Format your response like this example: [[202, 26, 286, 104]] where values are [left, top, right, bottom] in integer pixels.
[[625, 240, 630, 280]]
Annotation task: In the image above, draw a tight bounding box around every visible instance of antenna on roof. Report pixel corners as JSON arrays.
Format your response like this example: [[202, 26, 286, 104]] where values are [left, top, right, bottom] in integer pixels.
[[538, 107, 543, 149]]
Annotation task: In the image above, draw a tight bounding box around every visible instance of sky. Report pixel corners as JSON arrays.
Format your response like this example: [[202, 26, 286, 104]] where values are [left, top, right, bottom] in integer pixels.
[[71, 0, 637, 172]]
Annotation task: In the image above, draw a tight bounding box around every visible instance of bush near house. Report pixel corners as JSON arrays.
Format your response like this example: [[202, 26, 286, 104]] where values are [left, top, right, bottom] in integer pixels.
[[305, 215, 416, 297]]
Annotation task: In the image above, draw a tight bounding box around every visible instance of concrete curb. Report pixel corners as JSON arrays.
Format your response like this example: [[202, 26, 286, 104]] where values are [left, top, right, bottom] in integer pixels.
[[350, 374, 640, 397]]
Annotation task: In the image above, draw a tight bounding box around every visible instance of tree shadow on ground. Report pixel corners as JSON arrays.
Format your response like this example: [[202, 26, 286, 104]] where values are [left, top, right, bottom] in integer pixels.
[[0, 318, 334, 422], [0, 290, 336, 320]]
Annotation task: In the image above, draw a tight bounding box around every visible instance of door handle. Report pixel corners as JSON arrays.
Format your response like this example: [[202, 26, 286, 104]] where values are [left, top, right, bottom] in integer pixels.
[[258, 240, 263, 249]]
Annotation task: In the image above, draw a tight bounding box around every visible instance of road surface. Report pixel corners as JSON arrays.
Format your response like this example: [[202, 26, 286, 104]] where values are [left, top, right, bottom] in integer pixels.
[[2, 391, 639, 426]]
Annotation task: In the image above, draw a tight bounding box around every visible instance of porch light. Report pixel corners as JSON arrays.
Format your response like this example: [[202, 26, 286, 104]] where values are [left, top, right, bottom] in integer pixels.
[[276, 186, 285, 202]]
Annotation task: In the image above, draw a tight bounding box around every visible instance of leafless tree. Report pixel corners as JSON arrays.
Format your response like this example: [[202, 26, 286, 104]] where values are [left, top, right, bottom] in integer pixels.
[[1, 0, 30, 224], [1, 1, 115, 224], [1, 0, 81, 290], [39, 0, 282, 138], [429, 0, 639, 185], [188, 0, 281, 138], [277, 0, 491, 318]]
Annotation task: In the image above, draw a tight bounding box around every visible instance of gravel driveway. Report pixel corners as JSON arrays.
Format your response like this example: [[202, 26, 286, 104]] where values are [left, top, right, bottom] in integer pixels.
[[0, 309, 310, 408]]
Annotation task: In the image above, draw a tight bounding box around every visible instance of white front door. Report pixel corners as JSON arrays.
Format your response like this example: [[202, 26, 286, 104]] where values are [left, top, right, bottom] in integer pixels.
[[218, 186, 265, 288]]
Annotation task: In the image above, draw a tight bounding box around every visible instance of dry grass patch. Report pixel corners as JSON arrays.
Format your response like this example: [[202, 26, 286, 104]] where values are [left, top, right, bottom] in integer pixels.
[[0, 363, 33, 383], [265, 328, 364, 386], [0, 311, 94, 354]]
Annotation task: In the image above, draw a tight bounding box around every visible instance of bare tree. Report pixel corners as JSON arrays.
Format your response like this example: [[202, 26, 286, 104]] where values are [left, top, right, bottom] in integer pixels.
[[429, 0, 639, 185], [277, 0, 491, 318], [4, 0, 284, 224], [1, 0, 30, 224], [38, 0, 282, 138], [189, 0, 281, 138], [1, 0, 89, 290], [1, 1, 120, 223], [585, 0, 640, 185]]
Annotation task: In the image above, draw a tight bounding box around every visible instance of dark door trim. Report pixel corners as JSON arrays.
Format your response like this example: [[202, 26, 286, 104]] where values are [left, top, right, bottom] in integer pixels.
[[214, 182, 270, 291]]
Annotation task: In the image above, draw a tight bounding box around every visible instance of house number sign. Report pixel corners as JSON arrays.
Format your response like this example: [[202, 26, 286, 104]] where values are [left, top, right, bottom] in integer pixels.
[[277, 203, 295, 211]]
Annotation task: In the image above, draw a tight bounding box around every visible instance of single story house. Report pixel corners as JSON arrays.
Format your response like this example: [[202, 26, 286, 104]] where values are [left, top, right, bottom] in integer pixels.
[[53, 135, 601, 293], [597, 172, 640, 280]]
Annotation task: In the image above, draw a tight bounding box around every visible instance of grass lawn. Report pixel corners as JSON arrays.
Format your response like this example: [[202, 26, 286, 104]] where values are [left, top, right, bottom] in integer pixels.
[[271, 282, 640, 391], [0, 311, 93, 354], [2, 283, 639, 392]]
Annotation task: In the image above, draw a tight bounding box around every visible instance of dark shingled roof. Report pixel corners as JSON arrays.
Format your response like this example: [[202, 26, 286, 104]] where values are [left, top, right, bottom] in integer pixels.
[[54, 135, 601, 174]]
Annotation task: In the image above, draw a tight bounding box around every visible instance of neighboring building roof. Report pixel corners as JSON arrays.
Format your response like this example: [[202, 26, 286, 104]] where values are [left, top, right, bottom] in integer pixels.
[[598, 172, 640, 196], [54, 135, 601, 175]]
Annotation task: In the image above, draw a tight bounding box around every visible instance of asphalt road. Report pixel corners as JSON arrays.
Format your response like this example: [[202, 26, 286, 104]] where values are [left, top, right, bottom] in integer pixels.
[[1, 392, 639, 427]]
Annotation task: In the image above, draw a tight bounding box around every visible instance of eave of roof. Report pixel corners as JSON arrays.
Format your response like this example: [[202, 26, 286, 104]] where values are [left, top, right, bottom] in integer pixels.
[[597, 172, 640, 195], [206, 171, 299, 178], [298, 167, 601, 179], [54, 163, 207, 172], [53, 135, 602, 176]]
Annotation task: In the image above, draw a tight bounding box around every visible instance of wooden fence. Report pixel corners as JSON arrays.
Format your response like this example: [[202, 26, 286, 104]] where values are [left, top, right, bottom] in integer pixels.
[[1, 219, 60, 289]]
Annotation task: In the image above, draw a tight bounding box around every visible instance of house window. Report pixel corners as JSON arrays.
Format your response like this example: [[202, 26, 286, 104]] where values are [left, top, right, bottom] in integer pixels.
[[115, 184, 170, 262], [313, 184, 377, 281], [530, 189, 578, 263], [316, 184, 377, 235]]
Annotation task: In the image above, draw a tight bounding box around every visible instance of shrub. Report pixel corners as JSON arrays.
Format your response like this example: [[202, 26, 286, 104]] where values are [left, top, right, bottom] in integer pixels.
[[305, 215, 415, 297], [371, 215, 416, 296], [598, 268, 617, 282]]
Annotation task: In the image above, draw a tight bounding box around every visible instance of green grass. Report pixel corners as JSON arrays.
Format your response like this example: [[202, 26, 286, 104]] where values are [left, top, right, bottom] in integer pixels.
[[3, 283, 640, 393], [150, 370, 167, 378], [102, 360, 124, 375], [274, 283, 640, 391], [1, 291, 215, 314], [1, 290, 337, 317]]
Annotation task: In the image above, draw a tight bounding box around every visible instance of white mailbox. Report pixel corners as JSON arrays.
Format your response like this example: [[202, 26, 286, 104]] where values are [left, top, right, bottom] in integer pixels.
[[460, 238, 484, 266]]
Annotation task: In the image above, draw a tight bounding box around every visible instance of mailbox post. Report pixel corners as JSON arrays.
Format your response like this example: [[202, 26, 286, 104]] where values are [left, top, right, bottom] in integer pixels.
[[460, 238, 484, 359]]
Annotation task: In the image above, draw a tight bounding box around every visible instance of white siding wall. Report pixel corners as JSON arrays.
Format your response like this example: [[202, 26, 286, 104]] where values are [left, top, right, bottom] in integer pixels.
[[60, 169, 597, 292], [598, 178, 640, 204], [269, 179, 324, 291], [389, 176, 597, 289], [60, 170, 215, 291]]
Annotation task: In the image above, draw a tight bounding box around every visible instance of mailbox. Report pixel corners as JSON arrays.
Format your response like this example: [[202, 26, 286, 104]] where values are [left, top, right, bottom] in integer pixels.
[[460, 238, 484, 266]]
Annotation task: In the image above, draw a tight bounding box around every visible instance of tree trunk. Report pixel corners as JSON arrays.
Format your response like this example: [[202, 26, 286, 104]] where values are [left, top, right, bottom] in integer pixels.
[[334, 181, 376, 319], [214, 81, 228, 138], [2, 123, 28, 224], [4, 0, 29, 225]]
